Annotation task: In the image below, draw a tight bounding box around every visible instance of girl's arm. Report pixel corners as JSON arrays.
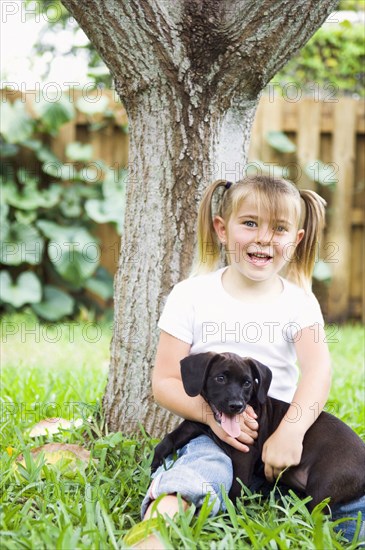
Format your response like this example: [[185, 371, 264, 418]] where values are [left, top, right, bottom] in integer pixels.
[[152, 331, 258, 452], [262, 324, 331, 482]]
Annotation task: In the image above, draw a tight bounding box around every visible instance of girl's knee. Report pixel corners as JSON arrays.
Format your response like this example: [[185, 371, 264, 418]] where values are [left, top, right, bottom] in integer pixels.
[[141, 460, 232, 518], [144, 494, 188, 520], [141, 435, 233, 519], [179, 435, 234, 486]]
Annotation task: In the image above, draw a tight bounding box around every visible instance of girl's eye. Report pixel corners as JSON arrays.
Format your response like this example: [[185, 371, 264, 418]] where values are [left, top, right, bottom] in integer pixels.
[[275, 225, 287, 233], [243, 220, 257, 228]]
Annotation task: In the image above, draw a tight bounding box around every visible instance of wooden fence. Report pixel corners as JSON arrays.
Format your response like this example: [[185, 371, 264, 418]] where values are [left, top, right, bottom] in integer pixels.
[[249, 95, 365, 323], [2, 89, 364, 322]]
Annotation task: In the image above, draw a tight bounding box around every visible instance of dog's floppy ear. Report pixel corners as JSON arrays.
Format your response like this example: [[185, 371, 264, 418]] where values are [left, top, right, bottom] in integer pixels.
[[247, 358, 272, 404], [180, 352, 218, 396]]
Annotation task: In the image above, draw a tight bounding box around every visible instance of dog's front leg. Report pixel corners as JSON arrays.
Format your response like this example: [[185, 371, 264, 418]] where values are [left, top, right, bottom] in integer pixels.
[[228, 446, 260, 502]]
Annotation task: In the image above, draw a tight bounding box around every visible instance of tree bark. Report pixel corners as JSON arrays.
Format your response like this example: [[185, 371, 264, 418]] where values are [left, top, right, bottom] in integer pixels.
[[61, 0, 338, 437]]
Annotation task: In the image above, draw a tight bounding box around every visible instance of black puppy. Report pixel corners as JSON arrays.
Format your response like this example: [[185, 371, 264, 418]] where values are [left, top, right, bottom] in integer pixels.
[[152, 352, 365, 510]]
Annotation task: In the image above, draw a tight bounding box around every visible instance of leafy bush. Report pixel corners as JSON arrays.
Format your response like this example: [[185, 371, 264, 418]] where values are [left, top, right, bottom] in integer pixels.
[[0, 95, 127, 320], [338, 0, 363, 9], [270, 21, 365, 97]]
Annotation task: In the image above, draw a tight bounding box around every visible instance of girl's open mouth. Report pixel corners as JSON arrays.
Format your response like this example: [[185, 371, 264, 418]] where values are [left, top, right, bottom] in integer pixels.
[[247, 252, 273, 265]]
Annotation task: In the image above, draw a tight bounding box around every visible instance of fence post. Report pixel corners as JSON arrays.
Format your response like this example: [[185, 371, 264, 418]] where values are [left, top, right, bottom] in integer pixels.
[[326, 98, 356, 321]]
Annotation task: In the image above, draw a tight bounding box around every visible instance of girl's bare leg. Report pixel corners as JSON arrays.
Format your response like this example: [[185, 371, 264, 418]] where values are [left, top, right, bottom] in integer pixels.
[[132, 494, 188, 549]]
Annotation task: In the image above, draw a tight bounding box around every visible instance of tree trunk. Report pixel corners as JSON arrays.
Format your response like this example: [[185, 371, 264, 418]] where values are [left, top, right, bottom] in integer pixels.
[[61, 0, 338, 437]]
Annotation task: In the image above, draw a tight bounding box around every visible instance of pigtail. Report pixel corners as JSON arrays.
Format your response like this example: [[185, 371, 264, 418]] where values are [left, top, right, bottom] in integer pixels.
[[288, 189, 326, 291], [190, 179, 228, 276]]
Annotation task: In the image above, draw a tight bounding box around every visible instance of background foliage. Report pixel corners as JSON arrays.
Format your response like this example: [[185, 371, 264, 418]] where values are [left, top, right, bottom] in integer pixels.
[[0, 96, 127, 320], [270, 21, 364, 98]]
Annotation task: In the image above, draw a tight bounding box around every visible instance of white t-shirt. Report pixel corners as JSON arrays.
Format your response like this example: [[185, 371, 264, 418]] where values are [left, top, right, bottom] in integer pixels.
[[158, 267, 324, 403]]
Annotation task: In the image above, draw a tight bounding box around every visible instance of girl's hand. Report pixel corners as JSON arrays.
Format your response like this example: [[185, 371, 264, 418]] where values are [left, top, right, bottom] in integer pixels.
[[239, 405, 259, 441], [262, 426, 303, 482], [207, 405, 259, 453]]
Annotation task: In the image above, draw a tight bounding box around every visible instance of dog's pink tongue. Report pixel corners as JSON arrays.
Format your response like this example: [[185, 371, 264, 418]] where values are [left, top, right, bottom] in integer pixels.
[[221, 413, 241, 438]]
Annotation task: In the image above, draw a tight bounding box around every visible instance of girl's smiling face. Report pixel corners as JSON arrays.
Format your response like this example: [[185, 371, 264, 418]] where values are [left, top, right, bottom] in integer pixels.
[[214, 195, 304, 283]]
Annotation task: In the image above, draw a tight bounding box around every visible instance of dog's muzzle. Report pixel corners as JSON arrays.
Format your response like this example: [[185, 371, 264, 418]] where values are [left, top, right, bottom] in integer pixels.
[[209, 401, 243, 438]]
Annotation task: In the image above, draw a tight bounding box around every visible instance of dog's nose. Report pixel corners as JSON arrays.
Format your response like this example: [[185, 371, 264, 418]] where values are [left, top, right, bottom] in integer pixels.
[[228, 401, 244, 413]]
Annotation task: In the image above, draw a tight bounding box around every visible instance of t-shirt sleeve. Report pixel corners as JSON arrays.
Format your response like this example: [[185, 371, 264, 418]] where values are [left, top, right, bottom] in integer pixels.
[[291, 291, 324, 337], [157, 282, 194, 344]]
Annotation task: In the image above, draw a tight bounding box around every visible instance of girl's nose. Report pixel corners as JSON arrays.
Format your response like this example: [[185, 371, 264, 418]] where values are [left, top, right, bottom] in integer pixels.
[[255, 226, 272, 244]]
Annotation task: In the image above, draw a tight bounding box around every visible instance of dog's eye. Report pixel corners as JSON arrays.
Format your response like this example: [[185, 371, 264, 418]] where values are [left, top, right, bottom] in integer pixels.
[[243, 380, 252, 388], [215, 375, 226, 384]]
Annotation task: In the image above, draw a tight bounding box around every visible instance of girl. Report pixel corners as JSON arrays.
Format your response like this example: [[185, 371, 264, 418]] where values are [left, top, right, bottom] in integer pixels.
[[131, 176, 364, 548]]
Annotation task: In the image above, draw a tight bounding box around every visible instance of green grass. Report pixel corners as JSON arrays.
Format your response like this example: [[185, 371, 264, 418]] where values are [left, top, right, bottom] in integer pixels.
[[1, 313, 364, 549]]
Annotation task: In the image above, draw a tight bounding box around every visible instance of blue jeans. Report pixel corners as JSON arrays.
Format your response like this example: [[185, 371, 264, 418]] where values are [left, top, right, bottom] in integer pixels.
[[142, 435, 365, 543], [142, 434, 233, 518]]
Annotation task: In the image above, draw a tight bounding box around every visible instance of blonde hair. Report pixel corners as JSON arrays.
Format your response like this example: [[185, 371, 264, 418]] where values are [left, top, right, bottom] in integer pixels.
[[190, 176, 326, 292]]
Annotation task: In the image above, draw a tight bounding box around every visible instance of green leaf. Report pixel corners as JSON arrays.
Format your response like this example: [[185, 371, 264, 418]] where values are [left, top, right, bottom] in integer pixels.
[[36, 147, 61, 165], [265, 131, 296, 153], [0, 271, 42, 307], [94, 432, 124, 449], [4, 180, 61, 211], [36, 220, 78, 241], [21, 139, 43, 151], [14, 210, 37, 225], [0, 141, 19, 157], [102, 168, 127, 199], [87, 66, 111, 78], [42, 162, 73, 181], [17, 168, 39, 187], [59, 187, 83, 218], [0, 202, 9, 224], [41, 184, 63, 207], [76, 95, 109, 115], [0, 100, 34, 144], [0, 222, 44, 265], [313, 260, 332, 282], [6, 171, 41, 209], [6, 192, 39, 210], [36, 220, 99, 286], [66, 142, 93, 162], [32, 286, 74, 321], [85, 267, 114, 300], [304, 161, 338, 186], [85, 198, 124, 234], [33, 95, 75, 135], [83, 167, 126, 232], [339, 19, 353, 29]]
